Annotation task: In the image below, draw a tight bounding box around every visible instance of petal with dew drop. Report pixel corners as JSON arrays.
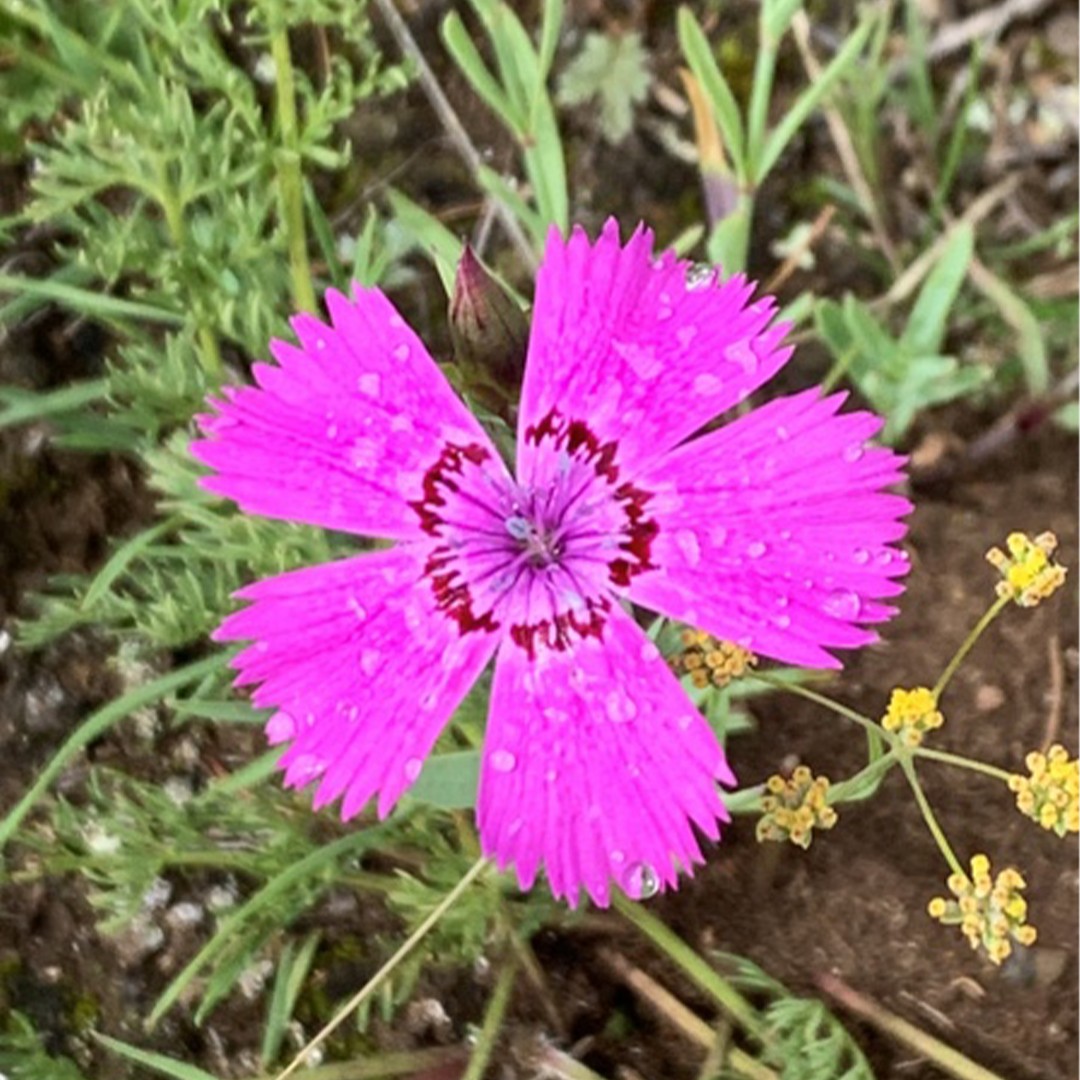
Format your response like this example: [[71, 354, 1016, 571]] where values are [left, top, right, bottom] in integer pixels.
[[629, 389, 913, 668], [192, 285, 502, 542], [516, 219, 792, 484], [477, 604, 734, 907], [216, 545, 498, 819]]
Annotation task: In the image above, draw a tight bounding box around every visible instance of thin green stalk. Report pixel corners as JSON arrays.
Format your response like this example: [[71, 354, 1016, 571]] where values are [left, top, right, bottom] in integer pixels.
[[461, 951, 519, 1080], [745, 32, 778, 182], [270, 23, 317, 313], [913, 747, 1014, 784], [900, 759, 965, 879], [750, 673, 887, 741], [155, 172, 224, 379], [611, 893, 767, 1043], [932, 594, 1010, 702], [273, 857, 490, 1080]]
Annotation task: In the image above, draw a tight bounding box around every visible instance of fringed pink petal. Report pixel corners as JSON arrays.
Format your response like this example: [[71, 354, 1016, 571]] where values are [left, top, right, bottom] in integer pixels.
[[217, 546, 498, 818], [192, 285, 499, 540], [629, 389, 912, 668], [477, 604, 734, 907], [517, 219, 792, 482]]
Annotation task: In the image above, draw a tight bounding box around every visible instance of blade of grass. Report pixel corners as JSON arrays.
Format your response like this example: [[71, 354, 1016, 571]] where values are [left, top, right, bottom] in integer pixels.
[[0, 273, 185, 325]]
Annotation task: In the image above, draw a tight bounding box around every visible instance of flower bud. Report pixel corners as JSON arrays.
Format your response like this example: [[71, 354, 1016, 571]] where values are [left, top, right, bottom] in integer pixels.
[[448, 246, 529, 418]]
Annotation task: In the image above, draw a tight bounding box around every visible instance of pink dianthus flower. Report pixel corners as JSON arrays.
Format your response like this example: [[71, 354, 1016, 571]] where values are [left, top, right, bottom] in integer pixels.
[[192, 221, 910, 906]]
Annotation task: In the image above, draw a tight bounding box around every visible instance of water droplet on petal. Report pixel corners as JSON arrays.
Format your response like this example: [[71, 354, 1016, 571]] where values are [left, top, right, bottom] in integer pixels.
[[289, 754, 322, 784], [605, 691, 637, 724], [357, 372, 381, 397], [823, 589, 862, 620], [347, 596, 367, 620], [640, 641, 661, 663], [853, 548, 871, 565], [404, 757, 424, 781], [393, 343, 411, 362], [266, 712, 295, 745], [773, 613, 792, 629], [675, 529, 702, 567], [677, 714, 694, 731], [315, 337, 327, 351], [543, 706, 569, 724], [876, 549, 894, 566], [657, 291, 673, 321], [326, 421, 338, 439], [843, 443, 865, 463], [747, 540, 768, 559], [623, 861, 660, 900], [360, 649, 380, 676], [775, 425, 790, 441], [725, 340, 758, 374], [545, 768, 558, 783], [490, 749, 517, 773], [610, 849, 626, 864], [676, 324, 698, 347], [693, 372, 722, 396]]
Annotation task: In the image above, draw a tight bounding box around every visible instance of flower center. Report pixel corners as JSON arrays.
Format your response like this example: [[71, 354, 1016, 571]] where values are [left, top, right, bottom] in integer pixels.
[[410, 411, 658, 655]]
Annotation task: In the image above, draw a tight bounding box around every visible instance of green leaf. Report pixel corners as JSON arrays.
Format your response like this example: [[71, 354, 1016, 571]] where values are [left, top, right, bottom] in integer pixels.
[[0, 272, 185, 325], [677, 7, 746, 175], [0, 379, 109, 431], [758, 16, 872, 181], [441, 11, 524, 135], [385, 188, 463, 294], [408, 751, 481, 809], [557, 31, 651, 144], [261, 931, 321, 1067], [92, 1034, 220, 1080], [901, 224, 974, 356]]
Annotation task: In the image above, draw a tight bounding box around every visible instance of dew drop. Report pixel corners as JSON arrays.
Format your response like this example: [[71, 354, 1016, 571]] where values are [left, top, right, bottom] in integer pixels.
[[853, 548, 871, 565], [325, 421, 338, 439], [347, 596, 367, 621], [266, 712, 295, 745], [676, 324, 698, 348], [843, 443, 864, 463], [623, 862, 660, 900], [357, 372, 381, 397], [289, 755, 322, 784], [692, 372, 722, 396], [392, 343, 411, 362], [675, 529, 702, 567], [315, 337, 326, 351], [677, 714, 694, 732], [388, 314, 405, 329], [543, 706, 569, 724], [773, 613, 792, 629], [610, 849, 626, 865], [640, 641, 661, 663], [605, 691, 637, 724], [876, 549, 894, 566], [775, 425, 790, 441], [747, 540, 768, 559], [725, 340, 758, 374], [360, 649, 380, 675], [545, 767, 558, 783], [490, 749, 517, 773], [404, 757, 424, 782], [823, 589, 862, 620]]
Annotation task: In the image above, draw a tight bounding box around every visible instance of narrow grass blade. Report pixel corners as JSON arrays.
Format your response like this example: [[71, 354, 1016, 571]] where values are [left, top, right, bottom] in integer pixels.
[[0, 379, 109, 431], [0, 273, 185, 325], [92, 1034, 220, 1080]]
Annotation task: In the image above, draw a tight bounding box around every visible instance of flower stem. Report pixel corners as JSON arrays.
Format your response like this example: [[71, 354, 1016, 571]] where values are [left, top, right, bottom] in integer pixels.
[[750, 673, 887, 741], [611, 892, 767, 1043], [932, 594, 1010, 703], [461, 950, 519, 1080], [270, 23, 316, 314], [272, 857, 490, 1080], [913, 746, 1014, 784], [900, 758, 965, 879]]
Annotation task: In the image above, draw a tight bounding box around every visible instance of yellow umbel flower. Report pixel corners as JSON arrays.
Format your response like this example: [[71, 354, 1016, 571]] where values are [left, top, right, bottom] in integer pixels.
[[675, 629, 756, 689], [986, 531, 1067, 607], [881, 686, 944, 747], [928, 854, 1037, 965], [1008, 744, 1079, 837], [756, 766, 837, 849]]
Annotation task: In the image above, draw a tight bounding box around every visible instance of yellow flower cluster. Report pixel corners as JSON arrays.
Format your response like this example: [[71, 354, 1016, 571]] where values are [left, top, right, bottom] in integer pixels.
[[986, 531, 1067, 607], [1009, 745, 1079, 836], [880, 686, 944, 747], [675, 629, 757, 689], [928, 854, 1036, 965], [757, 766, 837, 849]]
